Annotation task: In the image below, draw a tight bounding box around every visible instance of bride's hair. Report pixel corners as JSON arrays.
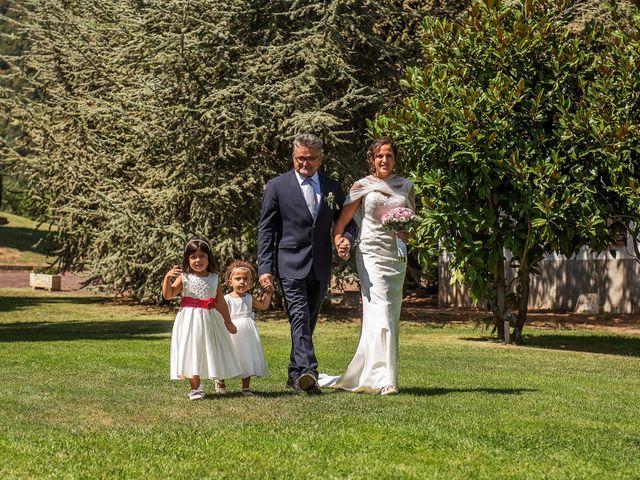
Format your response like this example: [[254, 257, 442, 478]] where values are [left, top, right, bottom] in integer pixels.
[[367, 138, 400, 175]]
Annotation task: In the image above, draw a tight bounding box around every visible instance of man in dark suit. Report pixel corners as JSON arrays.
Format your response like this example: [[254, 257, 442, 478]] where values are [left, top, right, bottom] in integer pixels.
[[258, 133, 354, 395]]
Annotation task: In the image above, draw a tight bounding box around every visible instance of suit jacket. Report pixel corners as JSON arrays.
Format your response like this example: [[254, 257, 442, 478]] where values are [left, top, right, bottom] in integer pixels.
[[258, 169, 353, 282]]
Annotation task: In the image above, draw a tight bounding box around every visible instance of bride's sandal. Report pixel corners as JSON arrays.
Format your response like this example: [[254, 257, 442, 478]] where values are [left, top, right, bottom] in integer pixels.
[[380, 385, 399, 396], [215, 380, 227, 395]]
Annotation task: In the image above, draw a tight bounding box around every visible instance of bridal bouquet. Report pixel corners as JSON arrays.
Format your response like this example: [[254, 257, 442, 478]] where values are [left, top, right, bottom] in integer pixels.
[[381, 207, 418, 232], [380, 207, 418, 262]]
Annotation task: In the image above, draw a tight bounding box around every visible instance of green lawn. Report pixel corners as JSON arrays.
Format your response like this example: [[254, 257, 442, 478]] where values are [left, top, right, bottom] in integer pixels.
[[0, 211, 53, 266], [1, 288, 639, 479]]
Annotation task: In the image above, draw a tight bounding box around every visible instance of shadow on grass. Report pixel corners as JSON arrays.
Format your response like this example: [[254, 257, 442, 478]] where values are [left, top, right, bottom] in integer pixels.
[[0, 319, 172, 342], [263, 386, 536, 397], [0, 225, 50, 253], [402, 387, 536, 396], [462, 334, 640, 357], [205, 390, 304, 399], [0, 295, 106, 313]]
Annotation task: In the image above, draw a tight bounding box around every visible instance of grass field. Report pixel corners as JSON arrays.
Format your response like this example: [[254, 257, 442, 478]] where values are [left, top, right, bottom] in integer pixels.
[[1, 288, 639, 479], [0, 211, 52, 266]]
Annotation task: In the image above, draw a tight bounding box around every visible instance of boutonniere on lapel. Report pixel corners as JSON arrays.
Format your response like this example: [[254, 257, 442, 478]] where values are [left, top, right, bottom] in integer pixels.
[[325, 192, 338, 210]]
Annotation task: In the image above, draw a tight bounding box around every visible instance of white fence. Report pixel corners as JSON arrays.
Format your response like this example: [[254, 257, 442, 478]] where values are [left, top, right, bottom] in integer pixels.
[[439, 245, 640, 313]]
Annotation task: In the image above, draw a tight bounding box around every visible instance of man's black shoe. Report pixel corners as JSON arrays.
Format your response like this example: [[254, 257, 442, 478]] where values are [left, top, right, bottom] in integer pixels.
[[305, 384, 323, 396], [297, 372, 322, 396], [296, 372, 316, 391], [286, 378, 303, 394]]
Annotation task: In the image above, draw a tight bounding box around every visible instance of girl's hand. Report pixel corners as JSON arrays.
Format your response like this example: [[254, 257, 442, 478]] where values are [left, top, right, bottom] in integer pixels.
[[162, 266, 183, 300], [224, 319, 237, 334], [165, 265, 182, 280], [253, 289, 272, 311]]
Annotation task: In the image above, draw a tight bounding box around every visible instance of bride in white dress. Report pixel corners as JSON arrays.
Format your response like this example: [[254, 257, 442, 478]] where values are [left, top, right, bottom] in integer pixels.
[[319, 139, 415, 395]]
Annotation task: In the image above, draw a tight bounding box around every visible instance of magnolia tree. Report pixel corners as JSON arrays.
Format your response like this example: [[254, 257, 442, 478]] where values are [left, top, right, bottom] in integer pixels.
[[371, 0, 640, 343]]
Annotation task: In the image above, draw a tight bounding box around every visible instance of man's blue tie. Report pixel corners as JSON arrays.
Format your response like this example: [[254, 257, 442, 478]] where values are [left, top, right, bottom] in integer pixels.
[[302, 177, 318, 218]]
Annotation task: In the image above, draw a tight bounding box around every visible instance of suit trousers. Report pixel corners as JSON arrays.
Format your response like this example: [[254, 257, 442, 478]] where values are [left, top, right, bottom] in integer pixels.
[[280, 268, 328, 380]]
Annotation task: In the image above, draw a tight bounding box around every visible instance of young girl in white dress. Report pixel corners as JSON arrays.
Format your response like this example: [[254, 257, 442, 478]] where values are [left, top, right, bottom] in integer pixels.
[[162, 237, 243, 400], [217, 260, 270, 396]]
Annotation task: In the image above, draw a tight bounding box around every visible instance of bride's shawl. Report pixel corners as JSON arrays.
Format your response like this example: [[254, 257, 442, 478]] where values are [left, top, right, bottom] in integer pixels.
[[345, 174, 416, 226]]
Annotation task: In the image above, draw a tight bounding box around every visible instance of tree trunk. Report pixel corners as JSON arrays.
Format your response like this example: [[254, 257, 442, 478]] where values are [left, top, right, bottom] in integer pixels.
[[514, 267, 529, 344], [494, 252, 509, 344]]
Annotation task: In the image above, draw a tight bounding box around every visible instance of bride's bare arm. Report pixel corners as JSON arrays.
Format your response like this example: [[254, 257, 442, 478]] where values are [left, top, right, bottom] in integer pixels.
[[334, 200, 361, 250]]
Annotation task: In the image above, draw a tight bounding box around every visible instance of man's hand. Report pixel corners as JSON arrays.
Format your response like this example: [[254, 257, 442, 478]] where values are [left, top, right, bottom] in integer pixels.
[[259, 273, 275, 293], [336, 237, 351, 260]]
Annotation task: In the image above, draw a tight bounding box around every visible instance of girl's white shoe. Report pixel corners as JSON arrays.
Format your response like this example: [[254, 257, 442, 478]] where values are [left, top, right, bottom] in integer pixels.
[[188, 384, 206, 401], [188, 388, 204, 401]]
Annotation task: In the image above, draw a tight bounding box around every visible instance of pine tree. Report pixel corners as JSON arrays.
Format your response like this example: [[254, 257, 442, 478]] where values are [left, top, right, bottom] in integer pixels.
[[3, 0, 423, 301]]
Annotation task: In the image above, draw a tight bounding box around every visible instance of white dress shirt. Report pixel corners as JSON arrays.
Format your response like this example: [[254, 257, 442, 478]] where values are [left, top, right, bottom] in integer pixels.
[[295, 170, 321, 218]]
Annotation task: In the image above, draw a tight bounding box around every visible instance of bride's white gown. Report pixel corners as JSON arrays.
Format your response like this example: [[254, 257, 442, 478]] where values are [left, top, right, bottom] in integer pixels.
[[319, 175, 414, 393]]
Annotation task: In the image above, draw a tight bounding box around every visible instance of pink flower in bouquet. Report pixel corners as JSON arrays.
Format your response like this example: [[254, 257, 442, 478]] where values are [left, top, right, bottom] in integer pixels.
[[381, 207, 418, 232]]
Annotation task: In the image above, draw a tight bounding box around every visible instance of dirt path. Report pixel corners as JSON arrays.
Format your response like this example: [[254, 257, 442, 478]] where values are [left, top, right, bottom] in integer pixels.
[[398, 293, 640, 334], [2, 272, 639, 334]]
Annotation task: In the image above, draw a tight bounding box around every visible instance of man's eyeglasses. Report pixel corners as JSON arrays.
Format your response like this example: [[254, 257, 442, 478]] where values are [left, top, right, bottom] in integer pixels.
[[294, 156, 321, 164]]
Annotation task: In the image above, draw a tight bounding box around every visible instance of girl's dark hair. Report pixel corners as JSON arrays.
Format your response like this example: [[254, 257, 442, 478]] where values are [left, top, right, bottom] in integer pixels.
[[182, 236, 218, 274], [366, 138, 400, 175], [225, 260, 256, 286]]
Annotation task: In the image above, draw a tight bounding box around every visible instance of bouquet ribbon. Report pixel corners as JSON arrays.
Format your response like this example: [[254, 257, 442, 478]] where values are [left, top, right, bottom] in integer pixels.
[[180, 296, 216, 309], [396, 238, 407, 263]]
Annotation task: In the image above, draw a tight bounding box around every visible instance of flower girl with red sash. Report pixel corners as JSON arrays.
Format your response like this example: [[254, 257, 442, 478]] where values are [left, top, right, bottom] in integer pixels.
[[162, 237, 242, 400]]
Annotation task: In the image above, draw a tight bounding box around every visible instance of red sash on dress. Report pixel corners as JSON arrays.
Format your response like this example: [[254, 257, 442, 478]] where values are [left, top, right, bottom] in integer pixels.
[[180, 296, 216, 309]]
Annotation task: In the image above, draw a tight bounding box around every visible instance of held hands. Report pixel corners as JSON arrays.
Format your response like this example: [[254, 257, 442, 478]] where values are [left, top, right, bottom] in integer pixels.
[[224, 319, 237, 334], [336, 237, 351, 260], [259, 273, 275, 293]]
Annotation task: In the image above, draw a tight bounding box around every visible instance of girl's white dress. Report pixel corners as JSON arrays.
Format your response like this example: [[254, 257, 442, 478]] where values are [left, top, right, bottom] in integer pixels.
[[224, 293, 269, 378], [170, 272, 243, 380]]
